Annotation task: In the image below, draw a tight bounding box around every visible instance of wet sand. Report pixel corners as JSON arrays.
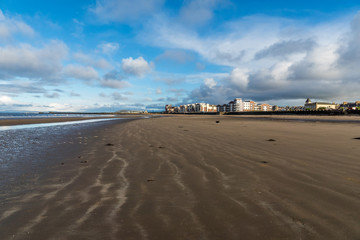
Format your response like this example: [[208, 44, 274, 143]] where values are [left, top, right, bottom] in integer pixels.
[[0, 115, 143, 126], [0, 115, 360, 239]]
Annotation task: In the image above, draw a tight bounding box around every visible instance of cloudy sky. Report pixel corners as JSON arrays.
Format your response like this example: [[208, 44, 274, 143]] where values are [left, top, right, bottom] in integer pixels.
[[1, 0, 360, 112]]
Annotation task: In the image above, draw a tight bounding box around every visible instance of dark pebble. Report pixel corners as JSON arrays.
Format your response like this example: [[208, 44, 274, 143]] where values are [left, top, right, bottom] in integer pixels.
[[267, 139, 276, 142], [353, 137, 360, 140], [260, 161, 268, 164], [216, 121, 220, 123], [105, 143, 114, 146], [147, 179, 155, 182]]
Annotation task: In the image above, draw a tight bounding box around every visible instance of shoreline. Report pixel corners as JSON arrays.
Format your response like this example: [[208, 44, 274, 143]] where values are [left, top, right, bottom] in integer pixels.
[[0, 115, 148, 126], [1, 116, 360, 239]]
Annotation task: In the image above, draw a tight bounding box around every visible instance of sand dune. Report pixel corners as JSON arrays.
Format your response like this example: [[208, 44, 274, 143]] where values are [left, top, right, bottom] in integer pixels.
[[0, 115, 360, 239]]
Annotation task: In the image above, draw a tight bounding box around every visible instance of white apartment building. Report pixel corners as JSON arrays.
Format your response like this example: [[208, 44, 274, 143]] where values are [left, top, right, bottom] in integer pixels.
[[234, 98, 244, 112], [195, 103, 217, 112], [243, 101, 255, 111]]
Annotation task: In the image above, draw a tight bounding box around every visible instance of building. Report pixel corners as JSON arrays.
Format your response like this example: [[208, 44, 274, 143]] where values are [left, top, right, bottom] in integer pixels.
[[243, 101, 256, 111], [165, 105, 175, 113], [234, 98, 244, 112], [255, 103, 272, 112], [340, 101, 360, 110], [304, 98, 337, 110], [216, 98, 271, 112], [195, 103, 217, 112]]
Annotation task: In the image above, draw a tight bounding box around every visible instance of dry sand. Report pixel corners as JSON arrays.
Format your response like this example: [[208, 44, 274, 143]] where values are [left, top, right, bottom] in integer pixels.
[[0, 115, 360, 239]]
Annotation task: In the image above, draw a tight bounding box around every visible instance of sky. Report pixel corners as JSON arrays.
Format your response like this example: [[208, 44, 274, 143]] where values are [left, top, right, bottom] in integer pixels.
[[0, 0, 360, 112]]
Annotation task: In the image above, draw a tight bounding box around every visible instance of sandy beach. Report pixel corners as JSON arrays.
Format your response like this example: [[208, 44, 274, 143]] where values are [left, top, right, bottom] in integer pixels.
[[0, 115, 360, 239]]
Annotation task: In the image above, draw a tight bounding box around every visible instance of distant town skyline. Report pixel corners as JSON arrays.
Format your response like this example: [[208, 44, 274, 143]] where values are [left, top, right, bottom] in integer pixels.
[[1, 0, 360, 112]]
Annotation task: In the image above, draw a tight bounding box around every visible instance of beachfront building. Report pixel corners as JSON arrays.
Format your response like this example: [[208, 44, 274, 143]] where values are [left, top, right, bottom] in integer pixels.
[[243, 101, 256, 111], [234, 98, 244, 112], [195, 103, 217, 112], [171, 103, 217, 113], [165, 105, 175, 113], [260, 103, 272, 111], [304, 98, 337, 110], [340, 101, 360, 110], [217, 98, 272, 112]]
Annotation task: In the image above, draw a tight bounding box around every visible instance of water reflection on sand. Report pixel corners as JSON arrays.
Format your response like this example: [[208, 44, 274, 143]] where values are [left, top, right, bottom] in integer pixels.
[[0, 118, 120, 131]]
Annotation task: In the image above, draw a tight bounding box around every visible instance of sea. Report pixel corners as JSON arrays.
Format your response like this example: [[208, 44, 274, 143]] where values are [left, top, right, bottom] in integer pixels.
[[0, 112, 114, 120]]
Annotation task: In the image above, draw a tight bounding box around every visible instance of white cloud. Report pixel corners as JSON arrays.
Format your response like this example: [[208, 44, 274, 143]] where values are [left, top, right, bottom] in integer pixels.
[[229, 68, 249, 89], [204, 78, 216, 88], [143, 12, 360, 102], [0, 40, 68, 80], [100, 79, 130, 89], [156, 88, 162, 94], [73, 52, 112, 69], [90, 0, 164, 23], [112, 92, 128, 101], [0, 9, 34, 39], [97, 42, 120, 54], [179, 0, 227, 26], [63, 65, 99, 81], [0, 95, 13, 104], [121, 57, 152, 77]]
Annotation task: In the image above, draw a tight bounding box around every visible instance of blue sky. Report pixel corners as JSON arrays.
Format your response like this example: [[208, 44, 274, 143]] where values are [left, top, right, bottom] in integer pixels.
[[1, 0, 360, 112]]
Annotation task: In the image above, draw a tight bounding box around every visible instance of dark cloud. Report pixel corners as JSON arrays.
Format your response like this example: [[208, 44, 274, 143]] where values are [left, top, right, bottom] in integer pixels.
[[337, 12, 360, 72], [44, 92, 60, 98], [100, 70, 130, 89], [0, 84, 46, 94], [70, 91, 81, 97], [112, 92, 128, 101], [12, 104, 33, 107], [155, 50, 194, 63], [155, 76, 186, 85], [53, 89, 65, 92], [254, 39, 315, 60], [214, 49, 245, 63]]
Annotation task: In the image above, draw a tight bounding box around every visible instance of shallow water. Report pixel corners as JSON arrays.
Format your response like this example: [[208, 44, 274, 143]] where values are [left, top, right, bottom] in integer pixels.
[[0, 118, 120, 131], [0, 118, 125, 196]]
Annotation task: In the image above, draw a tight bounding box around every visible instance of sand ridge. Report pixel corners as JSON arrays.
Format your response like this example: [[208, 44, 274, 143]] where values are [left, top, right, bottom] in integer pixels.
[[0, 115, 360, 239]]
